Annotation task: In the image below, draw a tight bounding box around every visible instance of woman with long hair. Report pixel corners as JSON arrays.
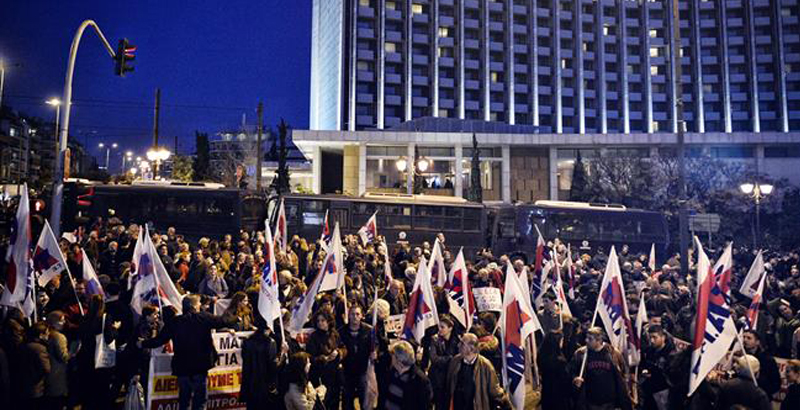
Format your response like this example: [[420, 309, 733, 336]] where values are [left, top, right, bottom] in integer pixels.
[[224, 291, 254, 331], [305, 310, 345, 410], [538, 331, 572, 410], [284, 352, 324, 410]]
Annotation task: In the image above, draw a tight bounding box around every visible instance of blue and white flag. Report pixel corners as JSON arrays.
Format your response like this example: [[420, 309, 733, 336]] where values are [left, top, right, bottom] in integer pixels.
[[501, 263, 539, 410], [401, 257, 439, 343], [258, 223, 281, 331], [130, 227, 183, 315], [596, 247, 639, 366], [81, 248, 104, 297], [34, 220, 68, 287], [428, 238, 447, 288]]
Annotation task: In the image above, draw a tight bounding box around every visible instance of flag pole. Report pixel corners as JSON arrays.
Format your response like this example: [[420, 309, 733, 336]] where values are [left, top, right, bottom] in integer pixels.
[[578, 300, 601, 379], [733, 326, 759, 385]]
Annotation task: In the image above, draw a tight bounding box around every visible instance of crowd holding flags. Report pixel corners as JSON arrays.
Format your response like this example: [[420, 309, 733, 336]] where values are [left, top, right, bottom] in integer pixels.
[[0, 184, 35, 318], [130, 226, 183, 315], [401, 257, 439, 343]]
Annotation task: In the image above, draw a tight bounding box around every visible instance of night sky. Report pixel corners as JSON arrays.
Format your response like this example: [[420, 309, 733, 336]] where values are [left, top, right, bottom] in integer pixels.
[[0, 1, 312, 171]]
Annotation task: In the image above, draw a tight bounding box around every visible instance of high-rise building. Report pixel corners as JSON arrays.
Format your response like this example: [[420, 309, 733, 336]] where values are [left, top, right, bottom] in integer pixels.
[[309, 0, 800, 134]]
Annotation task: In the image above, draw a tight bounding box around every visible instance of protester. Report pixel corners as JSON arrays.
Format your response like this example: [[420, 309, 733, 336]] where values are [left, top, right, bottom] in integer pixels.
[[240, 315, 286, 410], [44, 311, 70, 410], [569, 326, 632, 410], [20, 322, 51, 408], [445, 333, 510, 410], [339, 304, 372, 410], [709, 354, 771, 410], [538, 330, 572, 410], [283, 352, 324, 410], [783, 359, 800, 410], [377, 340, 433, 409]]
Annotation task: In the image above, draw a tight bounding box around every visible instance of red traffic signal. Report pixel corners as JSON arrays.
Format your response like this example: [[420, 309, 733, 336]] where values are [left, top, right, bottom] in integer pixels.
[[115, 38, 136, 77]]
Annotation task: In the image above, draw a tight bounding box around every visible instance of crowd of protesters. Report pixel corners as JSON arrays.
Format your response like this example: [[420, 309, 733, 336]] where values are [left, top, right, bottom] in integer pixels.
[[1, 213, 800, 410]]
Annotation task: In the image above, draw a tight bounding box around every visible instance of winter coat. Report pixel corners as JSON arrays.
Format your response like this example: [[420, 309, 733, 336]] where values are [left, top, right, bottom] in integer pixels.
[[568, 344, 632, 410], [20, 338, 51, 399], [44, 330, 70, 397], [284, 382, 315, 410], [715, 375, 771, 410], [142, 310, 236, 376], [376, 361, 433, 410], [240, 331, 281, 408], [446, 354, 510, 410]]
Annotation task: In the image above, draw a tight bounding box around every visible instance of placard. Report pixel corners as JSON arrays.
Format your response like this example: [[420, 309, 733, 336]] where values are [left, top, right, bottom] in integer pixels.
[[473, 287, 502, 312]]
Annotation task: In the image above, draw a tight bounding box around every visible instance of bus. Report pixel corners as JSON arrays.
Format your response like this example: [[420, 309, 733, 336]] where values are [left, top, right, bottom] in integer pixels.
[[61, 180, 267, 240], [270, 193, 487, 255], [488, 200, 670, 260]]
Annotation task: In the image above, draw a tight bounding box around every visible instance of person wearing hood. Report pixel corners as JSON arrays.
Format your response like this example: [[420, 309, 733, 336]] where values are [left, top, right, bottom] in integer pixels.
[[708, 355, 771, 410]]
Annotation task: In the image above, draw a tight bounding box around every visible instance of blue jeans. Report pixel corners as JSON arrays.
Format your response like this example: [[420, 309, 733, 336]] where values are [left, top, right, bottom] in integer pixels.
[[178, 374, 208, 410]]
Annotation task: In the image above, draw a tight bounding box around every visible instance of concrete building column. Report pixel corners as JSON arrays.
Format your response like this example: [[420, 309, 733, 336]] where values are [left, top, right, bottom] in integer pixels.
[[312, 145, 322, 194], [755, 144, 765, 174], [407, 143, 415, 195], [502, 145, 510, 203], [454, 144, 463, 198], [548, 146, 558, 200], [358, 143, 367, 196], [343, 145, 360, 196]]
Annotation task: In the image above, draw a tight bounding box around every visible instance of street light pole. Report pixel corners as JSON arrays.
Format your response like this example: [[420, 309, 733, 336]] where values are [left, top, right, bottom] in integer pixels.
[[50, 20, 117, 238]]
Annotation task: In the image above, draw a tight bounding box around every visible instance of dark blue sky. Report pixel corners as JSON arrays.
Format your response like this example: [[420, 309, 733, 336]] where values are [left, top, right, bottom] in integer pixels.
[[0, 0, 311, 168]]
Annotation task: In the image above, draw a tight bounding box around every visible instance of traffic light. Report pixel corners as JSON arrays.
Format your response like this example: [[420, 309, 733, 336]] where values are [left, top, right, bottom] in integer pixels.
[[114, 38, 136, 77]]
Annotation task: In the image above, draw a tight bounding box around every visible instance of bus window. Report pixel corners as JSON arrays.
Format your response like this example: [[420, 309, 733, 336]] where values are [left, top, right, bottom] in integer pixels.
[[499, 219, 515, 238], [331, 209, 349, 228], [464, 208, 481, 233], [303, 200, 325, 211]]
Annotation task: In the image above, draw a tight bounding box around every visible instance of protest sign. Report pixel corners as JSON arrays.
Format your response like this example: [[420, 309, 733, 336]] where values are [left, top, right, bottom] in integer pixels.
[[473, 287, 502, 312], [148, 331, 252, 410]]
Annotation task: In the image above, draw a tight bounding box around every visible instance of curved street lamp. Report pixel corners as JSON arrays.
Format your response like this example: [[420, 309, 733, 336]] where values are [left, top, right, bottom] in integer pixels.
[[740, 182, 774, 248]]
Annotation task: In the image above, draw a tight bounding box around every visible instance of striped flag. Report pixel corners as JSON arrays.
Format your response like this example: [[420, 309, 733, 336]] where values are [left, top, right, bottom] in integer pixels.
[[428, 238, 447, 288], [34, 220, 68, 287], [446, 248, 475, 330], [358, 211, 378, 245], [744, 272, 766, 330], [258, 223, 281, 331], [501, 263, 539, 410], [81, 248, 104, 297], [401, 258, 439, 343], [274, 198, 288, 253], [0, 184, 35, 318], [739, 250, 765, 299]]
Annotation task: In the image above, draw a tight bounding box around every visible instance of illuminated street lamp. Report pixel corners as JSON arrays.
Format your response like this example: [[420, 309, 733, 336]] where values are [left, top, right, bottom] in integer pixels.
[[740, 182, 774, 248], [122, 150, 133, 171], [46, 98, 62, 168], [395, 149, 432, 194], [98, 142, 118, 170], [146, 147, 171, 178]]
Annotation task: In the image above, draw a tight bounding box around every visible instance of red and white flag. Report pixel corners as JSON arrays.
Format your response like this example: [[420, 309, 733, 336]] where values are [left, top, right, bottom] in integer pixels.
[[428, 238, 447, 288], [531, 226, 551, 308], [501, 263, 540, 410], [553, 255, 572, 317], [744, 272, 766, 330], [648, 243, 656, 273], [34, 220, 68, 287], [358, 211, 378, 245], [130, 227, 183, 315], [0, 184, 35, 318], [688, 238, 738, 396], [596, 247, 639, 366], [289, 257, 326, 336], [81, 248, 104, 297], [318, 222, 345, 293], [258, 223, 281, 331], [401, 257, 439, 343], [274, 199, 288, 253], [319, 209, 331, 253], [446, 248, 475, 330], [739, 250, 765, 299], [565, 245, 577, 299]]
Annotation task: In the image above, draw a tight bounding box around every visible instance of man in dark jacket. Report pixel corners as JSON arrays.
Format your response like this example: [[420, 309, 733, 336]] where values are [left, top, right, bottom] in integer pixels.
[[641, 325, 676, 410], [445, 333, 510, 410], [425, 316, 461, 410], [376, 340, 433, 410], [20, 322, 51, 408], [99, 241, 121, 280], [339, 305, 373, 410], [240, 315, 286, 410], [710, 354, 771, 410], [569, 327, 632, 410], [141, 294, 236, 410], [742, 329, 782, 398]]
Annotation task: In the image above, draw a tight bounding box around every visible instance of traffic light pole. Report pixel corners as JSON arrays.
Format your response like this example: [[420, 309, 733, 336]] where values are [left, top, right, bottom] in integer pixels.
[[50, 20, 117, 238]]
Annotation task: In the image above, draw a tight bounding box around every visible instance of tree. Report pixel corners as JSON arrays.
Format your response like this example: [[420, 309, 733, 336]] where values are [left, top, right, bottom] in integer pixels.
[[193, 131, 211, 181], [270, 119, 291, 195], [467, 134, 483, 203], [171, 155, 194, 182], [569, 150, 589, 201]]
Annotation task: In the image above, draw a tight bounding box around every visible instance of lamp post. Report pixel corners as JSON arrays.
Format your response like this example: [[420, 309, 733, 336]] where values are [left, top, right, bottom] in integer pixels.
[[740, 182, 774, 248], [396, 152, 430, 194], [46, 98, 62, 177], [98, 142, 117, 170], [146, 147, 171, 179], [122, 151, 133, 172]]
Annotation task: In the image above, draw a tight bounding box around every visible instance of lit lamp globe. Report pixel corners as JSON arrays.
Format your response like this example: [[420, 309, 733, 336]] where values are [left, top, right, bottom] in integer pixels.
[[740, 183, 755, 195], [395, 158, 408, 172]]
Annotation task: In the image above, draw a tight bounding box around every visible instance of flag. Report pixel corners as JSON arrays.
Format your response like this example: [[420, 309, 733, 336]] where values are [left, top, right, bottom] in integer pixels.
[[382, 248, 394, 291], [274, 198, 288, 253], [565, 245, 576, 299], [1, 183, 35, 318], [636, 293, 648, 341], [446, 248, 475, 330], [712, 243, 734, 301], [552, 256, 572, 317], [744, 272, 766, 330], [688, 237, 738, 396], [648, 243, 656, 273], [401, 258, 439, 343], [288, 262, 325, 336], [739, 250, 765, 299], [358, 211, 378, 245], [318, 223, 345, 293], [531, 226, 551, 308], [501, 263, 539, 410], [258, 223, 281, 331], [596, 247, 639, 366], [81, 248, 104, 297], [428, 238, 447, 288], [34, 220, 68, 287], [130, 227, 183, 315], [319, 209, 331, 252]]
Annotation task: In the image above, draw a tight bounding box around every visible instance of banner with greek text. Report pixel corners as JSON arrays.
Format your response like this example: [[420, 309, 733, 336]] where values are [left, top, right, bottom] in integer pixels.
[[147, 331, 253, 410]]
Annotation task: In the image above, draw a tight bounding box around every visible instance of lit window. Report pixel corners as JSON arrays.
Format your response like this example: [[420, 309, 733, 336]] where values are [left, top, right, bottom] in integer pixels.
[[357, 61, 369, 70], [651, 121, 660, 132], [385, 42, 397, 53], [412, 4, 423, 14], [650, 65, 659, 75], [650, 47, 660, 57], [439, 27, 449, 38], [603, 25, 611, 36], [582, 42, 589, 52], [491, 72, 499, 83], [703, 84, 712, 93], [627, 64, 635, 74], [386, 1, 396, 10], [561, 59, 568, 69], [359, 0, 370, 6], [438, 109, 449, 118], [649, 29, 658, 38], [9, 128, 16, 137]]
